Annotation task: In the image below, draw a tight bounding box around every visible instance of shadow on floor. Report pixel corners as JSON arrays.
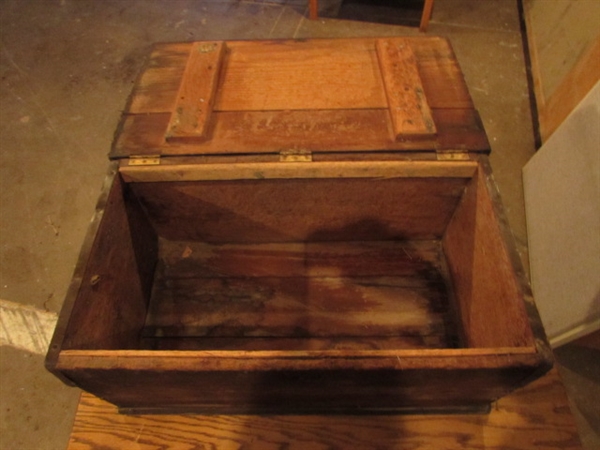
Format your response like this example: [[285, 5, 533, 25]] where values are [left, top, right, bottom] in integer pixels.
[[554, 333, 600, 450], [334, 0, 426, 27]]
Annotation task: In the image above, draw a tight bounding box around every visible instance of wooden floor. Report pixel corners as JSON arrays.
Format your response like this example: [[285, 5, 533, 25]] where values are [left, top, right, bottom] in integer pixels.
[[142, 239, 460, 350], [66, 368, 582, 449]]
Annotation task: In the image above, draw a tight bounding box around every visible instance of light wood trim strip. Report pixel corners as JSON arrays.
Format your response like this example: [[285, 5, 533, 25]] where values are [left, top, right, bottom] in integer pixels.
[[539, 36, 600, 142], [59, 347, 539, 359], [375, 39, 437, 140], [57, 347, 539, 372], [119, 160, 477, 182], [166, 41, 226, 142]]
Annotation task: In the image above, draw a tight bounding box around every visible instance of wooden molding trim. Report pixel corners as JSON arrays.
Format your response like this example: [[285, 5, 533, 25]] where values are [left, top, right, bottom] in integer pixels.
[[119, 160, 478, 183], [375, 39, 437, 139], [523, 1, 546, 109], [539, 36, 600, 142]]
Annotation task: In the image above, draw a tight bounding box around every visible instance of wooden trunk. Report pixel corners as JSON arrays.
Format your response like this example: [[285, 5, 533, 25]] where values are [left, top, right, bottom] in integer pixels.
[[46, 37, 552, 414]]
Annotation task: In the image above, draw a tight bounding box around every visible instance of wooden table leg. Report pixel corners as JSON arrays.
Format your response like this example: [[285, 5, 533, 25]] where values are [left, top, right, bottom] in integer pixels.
[[420, 0, 435, 31], [309, 0, 318, 20]]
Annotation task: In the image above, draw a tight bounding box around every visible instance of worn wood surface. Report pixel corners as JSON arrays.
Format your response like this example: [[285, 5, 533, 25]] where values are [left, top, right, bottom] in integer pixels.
[[126, 43, 190, 114], [443, 164, 535, 349], [142, 240, 458, 348], [376, 39, 436, 139], [114, 108, 488, 156], [129, 177, 470, 242], [56, 348, 544, 414], [54, 169, 157, 351], [120, 159, 477, 182], [166, 41, 225, 142], [215, 39, 387, 112], [55, 347, 541, 372], [112, 37, 488, 158], [140, 336, 447, 351], [66, 368, 581, 449], [45, 165, 123, 384]]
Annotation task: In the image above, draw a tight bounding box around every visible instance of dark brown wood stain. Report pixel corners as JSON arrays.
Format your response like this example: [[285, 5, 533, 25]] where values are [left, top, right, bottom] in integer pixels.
[[142, 239, 460, 350]]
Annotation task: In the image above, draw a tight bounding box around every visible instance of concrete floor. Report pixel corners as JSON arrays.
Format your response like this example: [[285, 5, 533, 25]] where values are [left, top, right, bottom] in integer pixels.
[[0, 0, 597, 449]]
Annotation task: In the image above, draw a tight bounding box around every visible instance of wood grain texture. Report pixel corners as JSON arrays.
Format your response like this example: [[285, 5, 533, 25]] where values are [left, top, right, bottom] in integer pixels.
[[57, 355, 543, 414], [145, 275, 448, 337], [376, 39, 436, 139], [50, 162, 552, 414], [142, 240, 457, 347], [140, 336, 446, 351], [55, 347, 540, 371], [223, 37, 473, 110], [166, 41, 225, 142], [45, 165, 121, 384], [110, 38, 488, 159], [119, 160, 477, 183], [112, 108, 489, 156], [214, 39, 388, 112], [57, 172, 158, 351], [55, 344, 546, 413], [129, 177, 469, 242], [442, 164, 535, 348], [66, 368, 582, 450], [126, 43, 190, 114]]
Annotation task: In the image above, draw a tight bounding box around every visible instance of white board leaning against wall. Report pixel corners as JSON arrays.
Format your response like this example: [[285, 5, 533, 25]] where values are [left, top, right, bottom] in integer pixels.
[[523, 81, 600, 347]]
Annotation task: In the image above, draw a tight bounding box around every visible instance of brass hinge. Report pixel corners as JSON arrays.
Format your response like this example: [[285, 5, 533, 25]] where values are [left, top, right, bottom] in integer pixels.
[[437, 151, 470, 161], [129, 155, 161, 166], [280, 149, 312, 163]]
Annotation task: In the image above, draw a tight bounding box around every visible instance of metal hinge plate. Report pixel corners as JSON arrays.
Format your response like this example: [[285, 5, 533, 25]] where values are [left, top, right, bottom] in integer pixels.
[[280, 149, 312, 163], [129, 155, 161, 166], [437, 152, 470, 161]]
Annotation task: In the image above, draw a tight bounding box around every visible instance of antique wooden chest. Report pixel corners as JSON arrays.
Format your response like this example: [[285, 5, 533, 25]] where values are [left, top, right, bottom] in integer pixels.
[[46, 37, 552, 414]]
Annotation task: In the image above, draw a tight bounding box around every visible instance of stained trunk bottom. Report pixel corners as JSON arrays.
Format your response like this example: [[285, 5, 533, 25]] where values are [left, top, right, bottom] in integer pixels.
[[141, 239, 461, 350]]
